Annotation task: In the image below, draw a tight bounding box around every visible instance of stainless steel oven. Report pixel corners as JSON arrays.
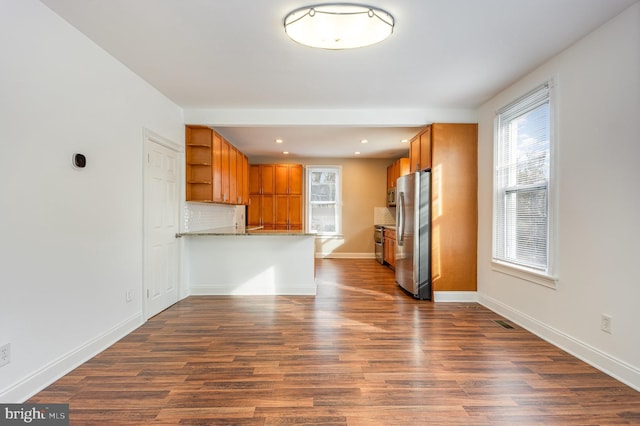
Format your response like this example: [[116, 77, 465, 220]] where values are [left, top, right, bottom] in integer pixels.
[[374, 225, 384, 264]]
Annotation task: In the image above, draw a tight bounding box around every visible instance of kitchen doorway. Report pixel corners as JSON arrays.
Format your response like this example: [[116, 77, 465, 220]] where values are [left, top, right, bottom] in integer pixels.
[[143, 129, 182, 319]]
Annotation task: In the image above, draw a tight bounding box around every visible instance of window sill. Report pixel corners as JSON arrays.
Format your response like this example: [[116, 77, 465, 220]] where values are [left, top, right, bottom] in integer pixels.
[[491, 260, 557, 289]]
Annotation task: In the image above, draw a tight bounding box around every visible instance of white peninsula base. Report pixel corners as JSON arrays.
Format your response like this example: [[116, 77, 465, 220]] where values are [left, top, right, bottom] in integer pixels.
[[185, 234, 316, 296]]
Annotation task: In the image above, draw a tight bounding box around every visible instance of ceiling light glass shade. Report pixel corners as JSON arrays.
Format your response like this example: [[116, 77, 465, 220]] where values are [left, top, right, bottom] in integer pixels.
[[284, 4, 394, 50]]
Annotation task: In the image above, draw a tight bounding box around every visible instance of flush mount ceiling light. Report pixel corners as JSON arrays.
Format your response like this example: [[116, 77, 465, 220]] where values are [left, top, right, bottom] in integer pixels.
[[284, 4, 394, 50]]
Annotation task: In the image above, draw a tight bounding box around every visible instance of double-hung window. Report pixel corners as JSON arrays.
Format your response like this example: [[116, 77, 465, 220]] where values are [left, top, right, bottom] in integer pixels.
[[306, 166, 341, 235], [493, 81, 556, 284]]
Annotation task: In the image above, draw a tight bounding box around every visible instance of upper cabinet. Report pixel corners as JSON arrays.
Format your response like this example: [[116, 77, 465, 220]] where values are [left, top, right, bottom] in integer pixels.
[[249, 164, 275, 194], [185, 126, 214, 202], [185, 125, 249, 205], [409, 126, 432, 172], [275, 164, 303, 195], [387, 157, 410, 191]]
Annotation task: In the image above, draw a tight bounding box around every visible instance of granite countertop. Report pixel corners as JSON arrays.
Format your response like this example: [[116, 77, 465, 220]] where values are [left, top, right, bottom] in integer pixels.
[[378, 224, 396, 230], [176, 227, 315, 237]]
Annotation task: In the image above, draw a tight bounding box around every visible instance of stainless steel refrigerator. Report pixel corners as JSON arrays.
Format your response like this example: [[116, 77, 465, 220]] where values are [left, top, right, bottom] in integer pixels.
[[395, 170, 431, 299]]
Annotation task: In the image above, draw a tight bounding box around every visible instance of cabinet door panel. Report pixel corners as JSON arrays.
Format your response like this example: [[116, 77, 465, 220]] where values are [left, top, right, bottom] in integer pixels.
[[247, 195, 262, 226], [261, 165, 275, 194], [409, 136, 420, 172], [288, 195, 302, 228], [212, 132, 223, 202], [229, 146, 237, 204], [220, 139, 230, 203], [262, 195, 275, 226], [289, 165, 303, 195], [398, 158, 410, 177], [235, 151, 244, 204], [242, 155, 249, 204], [419, 126, 432, 170], [275, 195, 289, 227], [275, 164, 289, 194], [249, 165, 261, 194]]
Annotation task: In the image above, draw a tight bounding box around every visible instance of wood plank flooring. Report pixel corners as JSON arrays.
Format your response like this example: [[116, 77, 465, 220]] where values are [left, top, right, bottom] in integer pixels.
[[30, 259, 640, 425]]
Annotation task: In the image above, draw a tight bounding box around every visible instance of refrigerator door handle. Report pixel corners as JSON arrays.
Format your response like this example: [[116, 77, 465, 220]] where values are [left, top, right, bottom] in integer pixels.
[[397, 191, 405, 246]]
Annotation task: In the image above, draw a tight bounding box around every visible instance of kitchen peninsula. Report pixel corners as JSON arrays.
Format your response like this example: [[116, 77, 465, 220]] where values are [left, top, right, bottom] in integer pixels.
[[179, 228, 316, 296]]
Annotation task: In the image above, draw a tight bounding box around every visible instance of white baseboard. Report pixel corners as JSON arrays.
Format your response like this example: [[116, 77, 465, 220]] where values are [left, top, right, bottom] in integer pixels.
[[433, 291, 478, 302], [0, 313, 144, 403], [478, 293, 640, 392], [316, 252, 375, 259]]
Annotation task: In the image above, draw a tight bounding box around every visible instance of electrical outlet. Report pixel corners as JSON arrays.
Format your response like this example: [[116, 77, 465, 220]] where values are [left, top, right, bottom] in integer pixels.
[[0, 343, 10, 367], [601, 314, 612, 334], [126, 289, 133, 303]]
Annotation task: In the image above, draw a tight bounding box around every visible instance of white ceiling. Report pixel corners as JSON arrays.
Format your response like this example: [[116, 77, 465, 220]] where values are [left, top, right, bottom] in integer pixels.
[[41, 0, 638, 159]]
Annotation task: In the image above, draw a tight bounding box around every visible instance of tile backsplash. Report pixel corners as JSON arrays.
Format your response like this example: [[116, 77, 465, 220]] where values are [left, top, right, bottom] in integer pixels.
[[374, 207, 396, 225], [183, 202, 245, 232]]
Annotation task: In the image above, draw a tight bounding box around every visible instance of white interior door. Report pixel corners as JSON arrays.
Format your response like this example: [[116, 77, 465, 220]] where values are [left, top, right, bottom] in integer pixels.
[[144, 135, 181, 319]]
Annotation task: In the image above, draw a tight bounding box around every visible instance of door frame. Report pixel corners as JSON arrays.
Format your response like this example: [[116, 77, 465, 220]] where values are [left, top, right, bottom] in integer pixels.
[[142, 128, 184, 321]]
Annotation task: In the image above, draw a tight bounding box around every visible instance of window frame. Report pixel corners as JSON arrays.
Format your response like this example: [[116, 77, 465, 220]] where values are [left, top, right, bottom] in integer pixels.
[[492, 80, 558, 288], [305, 165, 342, 236]]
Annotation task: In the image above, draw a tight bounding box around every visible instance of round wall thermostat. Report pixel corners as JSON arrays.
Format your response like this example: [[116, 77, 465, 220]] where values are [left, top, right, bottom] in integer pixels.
[[72, 153, 87, 169]]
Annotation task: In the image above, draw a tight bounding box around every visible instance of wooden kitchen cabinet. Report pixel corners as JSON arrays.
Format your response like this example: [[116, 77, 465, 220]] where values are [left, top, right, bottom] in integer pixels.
[[399, 123, 478, 292], [288, 195, 302, 229], [275, 194, 302, 230], [430, 123, 477, 292], [228, 146, 249, 205], [229, 145, 237, 205], [185, 126, 213, 202], [211, 131, 223, 202], [275, 164, 303, 195], [409, 126, 432, 172], [220, 138, 230, 203], [387, 157, 410, 191], [383, 228, 396, 268], [249, 163, 302, 230], [248, 194, 275, 230], [236, 152, 249, 205], [249, 164, 275, 195], [186, 125, 248, 205]]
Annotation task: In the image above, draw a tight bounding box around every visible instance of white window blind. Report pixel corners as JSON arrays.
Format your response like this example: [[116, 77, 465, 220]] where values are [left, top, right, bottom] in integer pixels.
[[493, 82, 553, 274], [307, 166, 341, 235]]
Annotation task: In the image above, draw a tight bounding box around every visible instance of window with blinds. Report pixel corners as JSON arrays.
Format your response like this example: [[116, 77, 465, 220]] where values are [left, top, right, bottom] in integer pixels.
[[493, 82, 554, 274]]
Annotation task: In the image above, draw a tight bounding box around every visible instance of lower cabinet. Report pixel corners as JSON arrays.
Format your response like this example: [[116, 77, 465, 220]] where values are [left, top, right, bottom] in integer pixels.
[[383, 228, 396, 269], [275, 195, 302, 230], [248, 194, 275, 230]]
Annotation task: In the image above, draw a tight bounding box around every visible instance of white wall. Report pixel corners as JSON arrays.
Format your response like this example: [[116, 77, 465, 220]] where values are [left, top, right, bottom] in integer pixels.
[[477, 3, 640, 390], [0, 0, 184, 401]]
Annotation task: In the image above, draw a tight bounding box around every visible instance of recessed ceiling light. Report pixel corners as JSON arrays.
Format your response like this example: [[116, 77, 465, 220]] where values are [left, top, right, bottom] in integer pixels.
[[401, 139, 409, 143], [360, 139, 368, 144], [355, 151, 361, 155], [283, 151, 289, 155], [275, 139, 283, 144], [284, 4, 394, 50]]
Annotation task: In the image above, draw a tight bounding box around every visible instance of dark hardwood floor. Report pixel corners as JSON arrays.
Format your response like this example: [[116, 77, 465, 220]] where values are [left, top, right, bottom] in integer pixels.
[[30, 259, 640, 425]]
